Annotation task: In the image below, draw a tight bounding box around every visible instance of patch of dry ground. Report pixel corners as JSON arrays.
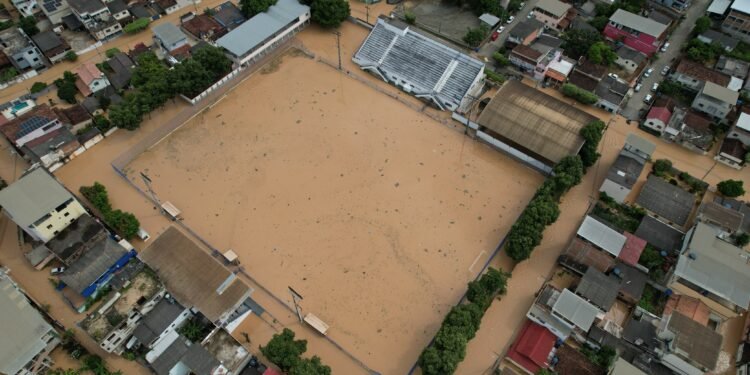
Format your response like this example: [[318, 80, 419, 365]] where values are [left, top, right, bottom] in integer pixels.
[[125, 54, 542, 373]]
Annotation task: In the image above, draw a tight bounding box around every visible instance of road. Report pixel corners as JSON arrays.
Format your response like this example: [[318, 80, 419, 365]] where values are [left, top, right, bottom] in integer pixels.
[[619, 0, 710, 120], [0, 0, 233, 103], [478, 0, 542, 58]]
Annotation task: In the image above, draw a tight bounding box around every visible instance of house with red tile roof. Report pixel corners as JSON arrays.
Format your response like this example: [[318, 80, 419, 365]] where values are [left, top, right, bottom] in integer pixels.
[[505, 320, 557, 374], [663, 295, 711, 327], [643, 106, 672, 134], [74, 62, 110, 97], [618, 232, 646, 266]]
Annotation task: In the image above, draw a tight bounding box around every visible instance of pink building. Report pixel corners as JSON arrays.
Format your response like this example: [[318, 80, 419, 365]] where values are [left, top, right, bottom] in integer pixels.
[[604, 9, 667, 56]]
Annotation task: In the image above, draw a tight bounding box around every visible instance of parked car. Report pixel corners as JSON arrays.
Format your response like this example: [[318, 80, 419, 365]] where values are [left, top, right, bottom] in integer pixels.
[[51, 267, 65, 275], [635, 83, 642, 92], [644, 68, 654, 77], [651, 82, 659, 92], [137, 227, 151, 241], [608, 73, 619, 80], [644, 94, 653, 103], [660, 42, 670, 52], [519, 2, 525, 8], [506, 15, 514, 24], [661, 66, 670, 75], [527, 11, 535, 18], [491, 31, 500, 41]]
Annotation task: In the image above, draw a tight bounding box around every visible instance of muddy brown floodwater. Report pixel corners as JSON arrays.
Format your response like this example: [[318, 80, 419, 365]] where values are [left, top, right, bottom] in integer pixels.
[[125, 54, 543, 373]]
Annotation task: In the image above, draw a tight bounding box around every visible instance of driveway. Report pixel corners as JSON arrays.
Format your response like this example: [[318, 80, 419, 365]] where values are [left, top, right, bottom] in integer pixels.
[[619, 0, 710, 120], [478, 0, 542, 58]]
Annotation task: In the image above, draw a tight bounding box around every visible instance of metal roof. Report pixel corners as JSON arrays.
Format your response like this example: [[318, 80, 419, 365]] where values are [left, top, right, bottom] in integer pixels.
[[698, 201, 744, 232], [625, 133, 656, 158], [736, 112, 750, 132], [133, 298, 186, 345], [552, 289, 599, 331], [576, 267, 620, 311], [732, 0, 750, 13], [476, 80, 594, 164], [353, 18, 484, 112], [0, 168, 76, 229], [59, 236, 128, 294], [510, 19, 544, 40], [153, 23, 187, 48], [708, 0, 732, 13], [0, 274, 55, 375], [611, 358, 647, 375], [701, 80, 739, 104], [67, 0, 107, 14], [675, 222, 750, 310], [151, 336, 220, 375], [479, 13, 500, 26], [577, 215, 626, 257], [635, 215, 684, 252], [609, 9, 667, 37], [666, 312, 722, 370], [636, 175, 694, 227], [217, 0, 309, 58], [534, 0, 571, 18]]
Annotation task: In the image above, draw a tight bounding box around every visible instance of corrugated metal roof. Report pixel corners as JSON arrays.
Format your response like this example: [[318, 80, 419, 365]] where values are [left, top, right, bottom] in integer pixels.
[[577, 215, 626, 257], [552, 289, 599, 331], [217, 0, 309, 58], [702, 81, 739, 104], [535, 0, 571, 18], [732, 0, 750, 14], [576, 267, 620, 311], [153, 23, 187, 48], [708, 0, 732, 13], [0, 168, 75, 228], [625, 133, 656, 157], [609, 9, 667, 37], [667, 312, 722, 370], [611, 358, 647, 375], [636, 175, 694, 227]]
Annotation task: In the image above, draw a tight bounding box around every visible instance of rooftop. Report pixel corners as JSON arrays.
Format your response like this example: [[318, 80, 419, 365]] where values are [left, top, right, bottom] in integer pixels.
[[595, 76, 629, 106], [352, 18, 484, 112], [477, 80, 595, 164], [139, 227, 252, 322], [45, 214, 106, 264], [614, 261, 647, 301], [55, 104, 91, 125], [662, 295, 711, 326], [0, 27, 31, 56], [666, 312, 722, 370], [534, 0, 571, 18], [701, 80, 739, 104], [708, 0, 732, 13], [59, 237, 130, 295], [0, 274, 55, 375], [647, 106, 672, 124], [0, 103, 62, 143], [211, 1, 246, 29], [577, 215, 626, 257], [75, 62, 104, 86], [505, 320, 556, 374], [107, 0, 128, 14], [616, 45, 647, 65], [552, 288, 600, 331], [720, 137, 747, 160], [133, 297, 186, 346], [31, 30, 68, 54], [698, 201, 744, 232], [634, 215, 684, 252], [699, 30, 739, 50], [0, 168, 75, 229], [609, 9, 667, 37], [67, 0, 106, 14], [714, 196, 750, 233], [731, 0, 750, 14], [635, 175, 694, 227], [715, 55, 750, 78], [509, 19, 544, 40], [619, 232, 646, 266], [674, 59, 731, 87], [511, 44, 543, 62], [611, 358, 647, 375], [576, 267, 620, 311], [554, 342, 602, 375], [605, 151, 645, 190], [675, 222, 750, 310], [151, 336, 220, 375], [736, 112, 750, 132], [182, 13, 225, 40], [153, 23, 188, 48]]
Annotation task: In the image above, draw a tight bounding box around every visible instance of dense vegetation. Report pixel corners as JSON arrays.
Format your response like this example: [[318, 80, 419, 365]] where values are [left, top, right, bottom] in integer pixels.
[[579, 120, 605, 168], [561, 83, 598, 105], [79, 182, 140, 239], [718, 179, 745, 197], [240, 0, 278, 17], [124, 18, 150, 34], [299, 0, 350, 28], [261, 328, 331, 375], [464, 25, 489, 47], [55, 71, 79, 104], [418, 268, 510, 374]]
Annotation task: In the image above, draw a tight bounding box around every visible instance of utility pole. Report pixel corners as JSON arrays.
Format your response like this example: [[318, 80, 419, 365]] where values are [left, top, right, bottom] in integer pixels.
[[288, 286, 304, 323], [140, 172, 164, 214], [366, 0, 370, 24], [334, 31, 342, 70]]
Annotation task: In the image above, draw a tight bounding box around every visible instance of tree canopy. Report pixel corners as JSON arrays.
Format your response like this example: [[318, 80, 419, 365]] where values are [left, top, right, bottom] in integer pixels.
[[579, 120, 605, 168], [19, 16, 39, 36], [587, 42, 617, 66], [239, 0, 278, 17], [310, 0, 350, 28], [718, 179, 745, 197], [562, 29, 602, 59], [55, 71, 78, 104]]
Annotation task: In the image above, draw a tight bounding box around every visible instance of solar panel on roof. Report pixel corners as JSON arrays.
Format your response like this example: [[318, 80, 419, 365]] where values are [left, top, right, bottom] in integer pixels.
[[17, 116, 52, 138]]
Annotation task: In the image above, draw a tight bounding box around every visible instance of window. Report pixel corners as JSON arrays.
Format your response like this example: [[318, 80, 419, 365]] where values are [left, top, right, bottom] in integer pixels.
[[699, 103, 704, 107], [46, 224, 53, 229], [33, 57, 38, 62], [64, 212, 70, 217], [28, 50, 34, 55]]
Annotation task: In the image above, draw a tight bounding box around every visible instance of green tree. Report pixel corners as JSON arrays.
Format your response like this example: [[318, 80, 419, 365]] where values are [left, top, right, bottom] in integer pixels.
[[718, 179, 745, 197], [589, 16, 608, 31], [419, 346, 459, 375], [310, 0, 350, 28], [652, 159, 672, 176], [443, 304, 483, 339], [463, 25, 488, 48], [561, 29, 602, 59], [79, 182, 112, 212], [404, 11, 416, 24], [261, 328, 308, 372], [508, 0, 523, 12], [587, 42, 617, 66], [192, 44, 233, 80], [18, 16, 39, 36], [30, 81, 47, 93], [55, 71, 78, 104], [579, 120, 605, 168], [64, 51, 78, 62], [693, 16, 711, 35], [638, 245, 664, 269], [492, 52, 510, 67], [108, 101, 142, 130], [735, 232, 750, 247], [105, 48, 121, 58], [468, 0, 497, 15], [239, 0, 278, 17], [99, 95, 111, 111], [81, 355, 107, 375], [290, 356, 331, 375], [124, 18, 150, 34], [0, 67, 18, 83], [93, 115, 111, 132], [561, 83, 598, 105]]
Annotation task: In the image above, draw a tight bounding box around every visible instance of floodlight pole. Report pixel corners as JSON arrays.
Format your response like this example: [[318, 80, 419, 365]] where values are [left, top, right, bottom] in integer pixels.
[[288, 286, 304, 323], [334, 31, 342, 70], [140, 172, 164, 214]]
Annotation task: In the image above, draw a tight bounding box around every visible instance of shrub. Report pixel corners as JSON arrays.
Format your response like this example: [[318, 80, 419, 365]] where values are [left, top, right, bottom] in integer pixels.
[[93, 115, 112, 132], [734, 232, 750, 247], [404, 11, 416, 24], [30, 81, 47, 93], [105, 48, 120, 58], [79, 182, 140, 239], [652, 159, 672, 176], [561, 83, 598, 105], [310, 0, 350, 28], [124, 18, 150, 34], [261, 328, 331, 374], [64, 51, 77, 62], [579, 120, 605, 169], [718, 179, 745, 197], [485, 69, 505, 83], [463, 25, 488, 48], [492, 52, 510, 67]]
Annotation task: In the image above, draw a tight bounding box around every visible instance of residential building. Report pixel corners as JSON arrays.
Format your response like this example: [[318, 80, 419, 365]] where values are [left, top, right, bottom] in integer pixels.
[[211, 1, 246, 31], [599, 150, 646, 203], [568, 59, 606, 92], [691, 81, 739, 120], [644, 106, 671, 132], [479, 13, 501, 28], [139, 226, 253, 324], [75, 62, 110, 96], [0, 103, 64, 147], [22, 126, 82, 169], [652, 0, 690, 11], [31, 30, 72, 64], [155, 0, 180, 14], [104, 52, 134, 91], [132, 297, 192, 349], [722, 0, 750, 43], [128, 4, 152, 20], [610, 358, 647, 375], [181, 12, 226, 41], [510, 44, 544, 74], [636, 175, 694, 228], [507, 18, 544, 46], [39, 0, 72, 25], [526, 284, 596, 339], [635, 215, 685, 253], [647, 9, 674, 26], [671, 59, 731, 91], [218, 0, 311, 68], [44, 214, 106, 266], [67, 0, 122, 41], [531, 0, 572, 31], [0, 269, 60, 375], [152, 23, 188, 53], [54, 103, 92, 133], [715, 55, 750, 78], [670, 222, 750, 319], [0, 27, 45, 71], [575, 267, 620, 311], [472, 80, 595, 172], [352, 17, 484, 113], [107, 0, 131, 22], [595, 76, 629, 113], [698, 30, 739, 52], [58, 236, 134, 298], [604, 9, 668, 56], [728, 112, 750, 146], [708, 0, 733, 17], [697, 201, 744, 235], [509, 35, 563, 81], [663, 109, 714, 154], [624, 132, 656, 161], [613, 261, 648, 303], [615, 45, 647, 74], [663, 295, 712, 326], [715, 137, 746, 169], [659, 312, 723, 374], [0, 168, 86, 243], [11, 0, 38, 17], [146, 335, 224, 375], [544, 56, 575, 87], [577, 215, 627, 258], [505, 320, 557, 373]]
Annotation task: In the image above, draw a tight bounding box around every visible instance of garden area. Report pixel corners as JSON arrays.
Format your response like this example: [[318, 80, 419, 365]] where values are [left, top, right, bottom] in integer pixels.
[[591, 193, 645, 233], [651, 159, 708, 196], [637, 284, 669, 316]]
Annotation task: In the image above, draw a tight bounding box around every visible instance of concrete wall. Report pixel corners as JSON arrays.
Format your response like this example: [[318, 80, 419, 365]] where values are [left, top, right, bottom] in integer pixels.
[[27, 199, 86, 242]]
